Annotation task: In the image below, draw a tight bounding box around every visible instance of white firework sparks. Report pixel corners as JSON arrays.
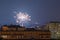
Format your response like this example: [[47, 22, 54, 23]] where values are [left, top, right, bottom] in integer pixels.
[[14, 12, 31, 26]]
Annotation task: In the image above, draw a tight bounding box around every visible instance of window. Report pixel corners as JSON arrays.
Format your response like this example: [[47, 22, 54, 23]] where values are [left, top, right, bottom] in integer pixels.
[[1, 35, 7, 39]]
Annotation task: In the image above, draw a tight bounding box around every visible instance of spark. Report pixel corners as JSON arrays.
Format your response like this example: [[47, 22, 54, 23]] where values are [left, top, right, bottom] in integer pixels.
[[14, 12, 31, 26]]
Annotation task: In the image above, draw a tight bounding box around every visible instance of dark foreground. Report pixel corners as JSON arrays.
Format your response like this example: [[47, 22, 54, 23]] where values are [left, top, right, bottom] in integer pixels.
[[0, 39, 60, 40]]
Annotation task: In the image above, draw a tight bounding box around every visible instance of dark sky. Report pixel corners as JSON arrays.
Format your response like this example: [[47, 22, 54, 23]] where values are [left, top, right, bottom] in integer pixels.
[[0, 0, 60, 27]]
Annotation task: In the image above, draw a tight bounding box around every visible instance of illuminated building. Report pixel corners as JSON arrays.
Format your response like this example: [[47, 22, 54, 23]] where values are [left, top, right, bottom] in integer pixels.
[[46, 21, 60, 39], [0, 25, 51, 40]]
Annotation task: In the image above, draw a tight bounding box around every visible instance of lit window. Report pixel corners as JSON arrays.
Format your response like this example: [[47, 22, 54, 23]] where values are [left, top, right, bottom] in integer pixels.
[[1, 35, 7, 38], [59, 24, 60, 26]]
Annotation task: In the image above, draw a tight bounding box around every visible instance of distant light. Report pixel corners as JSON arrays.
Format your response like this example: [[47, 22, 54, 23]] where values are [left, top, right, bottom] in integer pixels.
[[57, 32, 60, 34], [14, 12, 31, 26]]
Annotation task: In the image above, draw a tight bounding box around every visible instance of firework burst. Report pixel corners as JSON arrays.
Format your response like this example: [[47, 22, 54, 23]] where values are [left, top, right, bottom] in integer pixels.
[[14, 12, 31, 26]]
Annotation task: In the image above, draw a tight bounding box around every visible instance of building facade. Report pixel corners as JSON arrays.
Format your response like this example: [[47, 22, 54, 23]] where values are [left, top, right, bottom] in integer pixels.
[[46, 21, 60, 39], [0, 25, 51, 40]]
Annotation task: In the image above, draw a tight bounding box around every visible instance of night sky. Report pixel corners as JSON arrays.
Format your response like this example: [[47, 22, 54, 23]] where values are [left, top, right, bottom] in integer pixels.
[[0, 0, 60, 27]]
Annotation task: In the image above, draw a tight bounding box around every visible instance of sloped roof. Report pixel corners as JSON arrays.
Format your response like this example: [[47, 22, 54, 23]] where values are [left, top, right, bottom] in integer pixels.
[[50, 21, 60, 23], [2, 24, 25, 28]]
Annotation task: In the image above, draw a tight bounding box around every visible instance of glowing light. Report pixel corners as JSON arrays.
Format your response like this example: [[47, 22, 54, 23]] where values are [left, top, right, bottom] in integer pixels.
[[14, 12, 31, 26]]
